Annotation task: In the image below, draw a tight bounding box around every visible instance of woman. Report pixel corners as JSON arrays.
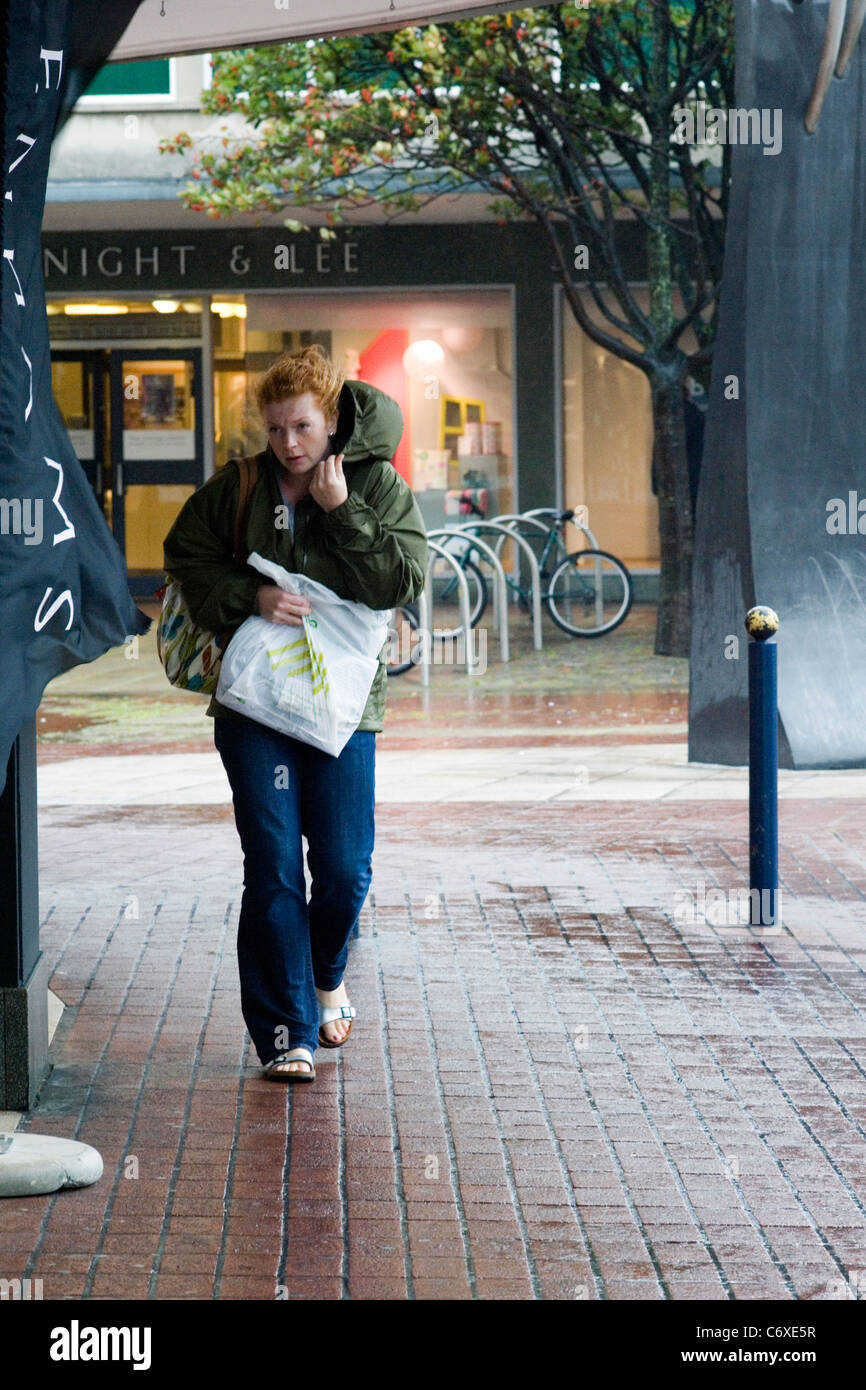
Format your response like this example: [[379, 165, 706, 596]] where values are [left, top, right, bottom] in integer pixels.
[[164, 346, 428, 1081]]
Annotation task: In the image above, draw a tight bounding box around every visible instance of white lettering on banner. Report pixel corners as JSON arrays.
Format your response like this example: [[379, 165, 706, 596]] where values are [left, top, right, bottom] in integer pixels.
[[44, 459, 75, 546], [3, 249, 25, 307], [34, 588, 75, 632], [8, 133, 36, 175], [21, 346, 32, 422], [6, 37, 79, 636], [230, 244, 250, 275], [39, 49, 63, 90]]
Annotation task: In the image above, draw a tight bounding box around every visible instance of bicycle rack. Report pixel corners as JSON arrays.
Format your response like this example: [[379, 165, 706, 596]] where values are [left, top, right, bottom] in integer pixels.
[[427, 527, 510, 664], [490, 513, 552, 536], [488, 514, 554, 593], [450, 520, 544, 652], [417, 539, 480, 687], [522, 507, 600, 551], [433, 529, 505, 628], [519, 508, 605, 632]]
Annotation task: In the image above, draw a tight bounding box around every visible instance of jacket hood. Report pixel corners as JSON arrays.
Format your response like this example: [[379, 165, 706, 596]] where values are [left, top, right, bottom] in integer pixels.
[[331, 379, 403, 465]]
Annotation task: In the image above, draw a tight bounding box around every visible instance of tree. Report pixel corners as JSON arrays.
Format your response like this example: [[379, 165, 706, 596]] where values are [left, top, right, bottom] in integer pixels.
[[162, 1, 734, 656]]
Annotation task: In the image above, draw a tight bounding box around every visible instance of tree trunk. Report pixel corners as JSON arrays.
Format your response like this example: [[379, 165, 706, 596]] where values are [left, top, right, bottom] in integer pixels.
[[651, 369, 693, 657]]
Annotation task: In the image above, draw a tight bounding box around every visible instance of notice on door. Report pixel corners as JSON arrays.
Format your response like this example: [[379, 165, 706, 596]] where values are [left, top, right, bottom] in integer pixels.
[[67, 429, 95, 460], [123, 429, 196, 460]]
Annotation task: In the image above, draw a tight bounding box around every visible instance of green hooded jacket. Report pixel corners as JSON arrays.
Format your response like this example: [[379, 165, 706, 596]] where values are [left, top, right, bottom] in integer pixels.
[[162, 378, 428, 732]]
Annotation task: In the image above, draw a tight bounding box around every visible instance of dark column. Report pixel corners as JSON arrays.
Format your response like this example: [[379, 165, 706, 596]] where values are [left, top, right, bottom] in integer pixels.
[[514, 279, 559, 512], [690, 0, 866, 769], [0, 722, 49, 1110]]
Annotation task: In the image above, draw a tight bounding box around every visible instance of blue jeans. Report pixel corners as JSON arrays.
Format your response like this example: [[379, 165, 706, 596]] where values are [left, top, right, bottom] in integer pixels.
[[214, 716, 375, 1064]]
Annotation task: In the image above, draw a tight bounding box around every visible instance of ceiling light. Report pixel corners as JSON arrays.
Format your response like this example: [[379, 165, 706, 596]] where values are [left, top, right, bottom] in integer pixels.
[[64, 303, 129, 315], [152, 299, 180, 313], [211, 301, 247, 318], [402, 339, 445, 379]]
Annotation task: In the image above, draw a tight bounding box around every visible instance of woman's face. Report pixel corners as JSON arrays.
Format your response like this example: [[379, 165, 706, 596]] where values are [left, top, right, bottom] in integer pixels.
[[263, 393, 337, 477]]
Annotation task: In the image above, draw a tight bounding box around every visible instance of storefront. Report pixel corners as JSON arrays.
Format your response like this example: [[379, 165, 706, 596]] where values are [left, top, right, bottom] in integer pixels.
[[44, 221, 656, 596]]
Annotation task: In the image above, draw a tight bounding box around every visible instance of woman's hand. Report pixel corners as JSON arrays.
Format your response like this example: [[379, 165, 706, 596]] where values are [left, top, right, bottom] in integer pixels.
[[256, 583, 312, 626], [310, 452, 348, 513]]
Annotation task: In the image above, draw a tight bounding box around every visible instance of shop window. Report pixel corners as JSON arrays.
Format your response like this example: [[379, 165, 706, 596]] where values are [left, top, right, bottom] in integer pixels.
[[440, 396, 485, 455], [561, 289, 656, 566]]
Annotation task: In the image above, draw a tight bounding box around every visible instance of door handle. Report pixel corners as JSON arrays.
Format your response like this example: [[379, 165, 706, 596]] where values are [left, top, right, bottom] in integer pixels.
[[116, 463, 123, 496]]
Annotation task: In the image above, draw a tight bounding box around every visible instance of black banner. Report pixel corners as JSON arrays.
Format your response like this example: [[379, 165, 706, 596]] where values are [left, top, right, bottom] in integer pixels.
[[0, 0, 148, 793]]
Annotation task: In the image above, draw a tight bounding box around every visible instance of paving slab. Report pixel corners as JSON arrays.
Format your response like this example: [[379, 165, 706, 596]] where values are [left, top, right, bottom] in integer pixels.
[[33, 745, 866, 805]]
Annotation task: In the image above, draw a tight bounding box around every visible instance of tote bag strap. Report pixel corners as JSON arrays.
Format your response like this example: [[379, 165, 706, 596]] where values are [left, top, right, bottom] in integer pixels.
[[212, 456, 260, 652], [232, 455, 260, 563]]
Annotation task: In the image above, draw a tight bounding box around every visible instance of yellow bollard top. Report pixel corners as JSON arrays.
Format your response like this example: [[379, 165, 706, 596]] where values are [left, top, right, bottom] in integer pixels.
[[745, 606, 780, 641]]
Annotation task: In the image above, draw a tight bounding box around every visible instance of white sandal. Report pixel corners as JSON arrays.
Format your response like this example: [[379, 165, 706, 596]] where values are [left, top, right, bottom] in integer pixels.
[[318, 1002, 356, 1049], [263, 1047, 315, 1082]]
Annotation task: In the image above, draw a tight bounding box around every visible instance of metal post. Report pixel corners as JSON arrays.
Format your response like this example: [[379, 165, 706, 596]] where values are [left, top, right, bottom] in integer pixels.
[[746, 606, 779, 928], [594, 553, 604, 631], [424, 541, 478, 676], [427, 528, 510, 663], [451, 520, 543, 651], [0, 719, 49, 1109]]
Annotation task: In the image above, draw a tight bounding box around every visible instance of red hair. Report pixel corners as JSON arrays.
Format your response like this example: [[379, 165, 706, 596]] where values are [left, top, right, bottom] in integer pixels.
[[255, 344, 344, 422]]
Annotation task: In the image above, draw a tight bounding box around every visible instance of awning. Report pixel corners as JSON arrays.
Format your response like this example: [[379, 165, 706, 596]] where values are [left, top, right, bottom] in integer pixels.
[[110, 0, 524, 60]]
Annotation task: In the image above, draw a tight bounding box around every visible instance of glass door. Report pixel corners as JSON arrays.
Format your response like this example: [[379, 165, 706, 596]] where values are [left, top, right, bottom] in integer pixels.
[[50, 351, 107, 499], [108, 350, 203, 596]]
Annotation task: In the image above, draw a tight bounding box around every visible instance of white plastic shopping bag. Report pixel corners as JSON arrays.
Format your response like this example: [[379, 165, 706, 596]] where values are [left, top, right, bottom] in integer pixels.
[[216, 552, 392, 756]]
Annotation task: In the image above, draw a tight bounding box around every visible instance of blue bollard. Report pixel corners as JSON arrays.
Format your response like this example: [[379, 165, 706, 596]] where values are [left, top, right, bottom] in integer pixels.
[[745, 606, 780, 927]]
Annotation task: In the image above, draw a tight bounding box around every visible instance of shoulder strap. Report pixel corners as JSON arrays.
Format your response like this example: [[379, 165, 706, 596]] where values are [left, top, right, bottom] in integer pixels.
[[232, 456, 259, 563]]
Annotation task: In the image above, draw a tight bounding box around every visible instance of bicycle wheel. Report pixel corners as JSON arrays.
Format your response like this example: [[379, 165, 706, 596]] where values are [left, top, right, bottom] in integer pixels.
[[495, 519, 567, 613], [547, 549, 633, 637], [386, 603, 420, 676], [429, 557, 488, 638]]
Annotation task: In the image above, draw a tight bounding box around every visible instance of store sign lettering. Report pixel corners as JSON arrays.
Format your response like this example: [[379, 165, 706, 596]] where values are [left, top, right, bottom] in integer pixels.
[[43, 244, 195, 279], [42, 240, 360, 281], [273, 242, 358, 274]]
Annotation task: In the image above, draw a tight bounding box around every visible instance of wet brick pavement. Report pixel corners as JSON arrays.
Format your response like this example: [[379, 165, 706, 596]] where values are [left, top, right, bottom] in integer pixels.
[[3, 605, 866, 1302], [3, 797, 866, 1301]]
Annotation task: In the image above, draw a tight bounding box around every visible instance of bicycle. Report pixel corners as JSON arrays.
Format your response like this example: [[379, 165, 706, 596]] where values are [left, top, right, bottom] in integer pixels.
[[435, 508, 633, 638]]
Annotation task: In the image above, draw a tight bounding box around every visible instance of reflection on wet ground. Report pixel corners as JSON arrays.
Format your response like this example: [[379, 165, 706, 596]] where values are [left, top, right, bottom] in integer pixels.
[[37, 604, 686, 759]]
